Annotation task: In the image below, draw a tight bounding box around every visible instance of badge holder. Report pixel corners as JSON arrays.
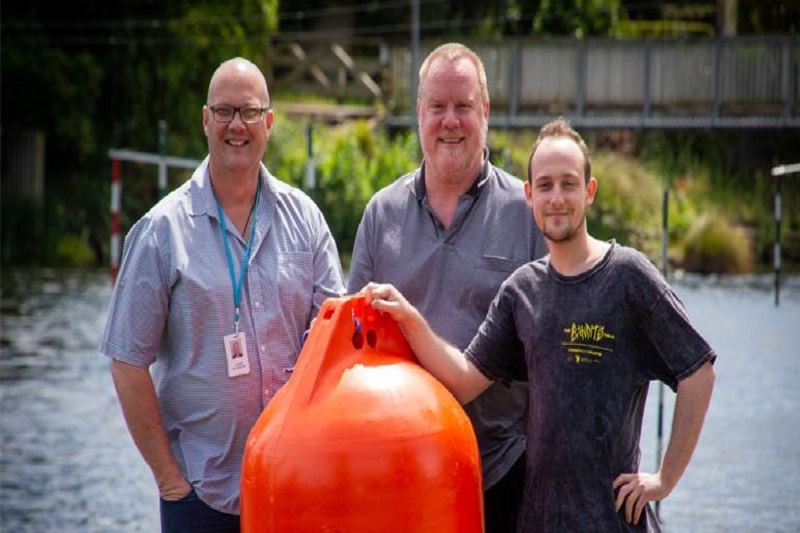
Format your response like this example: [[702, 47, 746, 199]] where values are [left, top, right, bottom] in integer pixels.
[[225, 332, 250, 377]]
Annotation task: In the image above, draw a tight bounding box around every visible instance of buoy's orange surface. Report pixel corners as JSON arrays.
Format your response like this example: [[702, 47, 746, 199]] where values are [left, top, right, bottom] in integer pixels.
[[241, 295, 483, 532]]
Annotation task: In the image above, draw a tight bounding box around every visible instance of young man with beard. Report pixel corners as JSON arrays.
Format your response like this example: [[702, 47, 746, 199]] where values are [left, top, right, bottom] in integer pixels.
[[362, 117, 715, 532]]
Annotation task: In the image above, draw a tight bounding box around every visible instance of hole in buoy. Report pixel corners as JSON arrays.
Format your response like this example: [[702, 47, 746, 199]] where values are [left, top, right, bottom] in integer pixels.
[[366, 330, 377, 348]]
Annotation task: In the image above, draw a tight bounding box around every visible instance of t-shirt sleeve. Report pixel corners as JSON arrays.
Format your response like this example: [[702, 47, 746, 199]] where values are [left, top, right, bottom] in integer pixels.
[[464, 281, 527, 383], [639, 285, 717, 391]]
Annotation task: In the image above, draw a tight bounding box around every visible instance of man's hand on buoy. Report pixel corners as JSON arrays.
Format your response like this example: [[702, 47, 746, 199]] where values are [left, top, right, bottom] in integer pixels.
[[362, 282, 419, 325]]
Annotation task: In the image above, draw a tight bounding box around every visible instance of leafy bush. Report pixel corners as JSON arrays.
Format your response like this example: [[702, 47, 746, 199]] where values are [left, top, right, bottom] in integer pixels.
[[487, 129, 536, 179], [681, 213, 754, 274], [10, 111, 763, 277], [55, 233, 95, 267], [268, 114, 418, 259], [590, 152, 663, 260]]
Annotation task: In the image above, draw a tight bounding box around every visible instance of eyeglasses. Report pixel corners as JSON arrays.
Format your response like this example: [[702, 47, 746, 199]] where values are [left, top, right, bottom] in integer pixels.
[[208, 105, 268, 124]]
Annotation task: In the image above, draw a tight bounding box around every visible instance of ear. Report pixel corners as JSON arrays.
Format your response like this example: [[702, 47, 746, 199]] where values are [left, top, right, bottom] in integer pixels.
[[524, 179, 533, 208], [585, 176, 598, 205], [202, 105, 211, 137], [265, 109, 275, 139]]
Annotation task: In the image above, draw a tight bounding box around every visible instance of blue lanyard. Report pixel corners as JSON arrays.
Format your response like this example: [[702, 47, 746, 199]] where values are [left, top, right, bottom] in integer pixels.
[[215, 180, 260, 333]]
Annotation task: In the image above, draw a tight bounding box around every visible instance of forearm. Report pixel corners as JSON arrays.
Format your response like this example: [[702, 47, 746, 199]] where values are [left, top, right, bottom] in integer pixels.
[[111, 359, 187, 495], [659, 361, 715, 492], [396, 307, 486, 403], [613, 361, 714, 523]]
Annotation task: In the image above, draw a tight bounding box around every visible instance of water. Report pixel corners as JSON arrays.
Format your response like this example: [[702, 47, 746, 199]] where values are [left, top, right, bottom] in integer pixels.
[[1, 268, 799, 532], [639, 275, 800, 533], [1, 269, 158, 532]]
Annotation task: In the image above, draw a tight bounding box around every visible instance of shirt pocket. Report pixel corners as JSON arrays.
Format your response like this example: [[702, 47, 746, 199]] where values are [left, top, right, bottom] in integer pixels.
[[471, 254, 525, 309], [475, 254, 521, 274]]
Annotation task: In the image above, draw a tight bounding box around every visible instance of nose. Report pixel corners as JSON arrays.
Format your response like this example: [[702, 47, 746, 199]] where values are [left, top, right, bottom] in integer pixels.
[[442, 106, 459, 128], [548, 185, 566, 206]]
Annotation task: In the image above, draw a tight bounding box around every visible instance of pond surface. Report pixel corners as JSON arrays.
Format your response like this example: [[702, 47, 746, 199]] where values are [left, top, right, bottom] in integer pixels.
[[1, 268, 799, 532]]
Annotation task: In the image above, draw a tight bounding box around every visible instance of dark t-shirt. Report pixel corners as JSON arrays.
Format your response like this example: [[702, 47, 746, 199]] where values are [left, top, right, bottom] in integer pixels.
[[465, 242, 716, 532]]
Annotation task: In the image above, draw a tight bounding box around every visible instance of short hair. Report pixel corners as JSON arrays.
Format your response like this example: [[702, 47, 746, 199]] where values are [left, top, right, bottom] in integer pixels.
[[526, 117, 592, 183], [417, 43, 489, 106]]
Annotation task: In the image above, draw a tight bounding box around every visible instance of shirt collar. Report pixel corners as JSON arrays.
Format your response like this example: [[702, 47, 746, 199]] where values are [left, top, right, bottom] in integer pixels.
[[414, 146, 491, 202], [188, 157, 269, 218]]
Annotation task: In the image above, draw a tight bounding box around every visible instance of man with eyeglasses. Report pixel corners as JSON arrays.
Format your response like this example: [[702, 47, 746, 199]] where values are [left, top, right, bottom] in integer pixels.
[[100, 57, 344, 532]]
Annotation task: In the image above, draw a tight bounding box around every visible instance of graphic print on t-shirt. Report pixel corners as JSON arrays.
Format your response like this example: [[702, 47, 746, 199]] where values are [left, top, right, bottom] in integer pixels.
[[561, 322, 615, 364]]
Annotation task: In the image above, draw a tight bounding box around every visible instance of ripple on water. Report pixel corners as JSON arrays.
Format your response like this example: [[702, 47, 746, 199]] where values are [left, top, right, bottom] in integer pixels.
[[1, 268, 159, 532], [1, 268, 799, 532]]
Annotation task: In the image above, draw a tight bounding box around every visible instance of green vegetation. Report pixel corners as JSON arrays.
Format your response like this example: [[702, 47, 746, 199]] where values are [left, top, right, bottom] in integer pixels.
[[3, 1, 798, 273], [682, 213, 754, 274], [267, 114, 419, 256], [485, 126, 798, 274], [590, 152, 663, 261], [54, 233, 96, 268], [264, 119, 796, 275], [4, 109, 795, 275]]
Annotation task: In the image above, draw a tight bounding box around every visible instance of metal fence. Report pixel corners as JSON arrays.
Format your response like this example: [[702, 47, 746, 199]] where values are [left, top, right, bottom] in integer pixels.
[[386, 36, 800, 129]]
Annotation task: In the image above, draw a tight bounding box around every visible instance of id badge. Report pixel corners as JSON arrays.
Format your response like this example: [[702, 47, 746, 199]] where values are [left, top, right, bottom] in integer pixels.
[[224, 332, 250, 377]]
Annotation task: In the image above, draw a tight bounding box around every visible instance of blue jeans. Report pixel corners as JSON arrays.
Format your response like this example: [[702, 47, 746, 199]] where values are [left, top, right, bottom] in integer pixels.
[[160, 489, 240, 533]]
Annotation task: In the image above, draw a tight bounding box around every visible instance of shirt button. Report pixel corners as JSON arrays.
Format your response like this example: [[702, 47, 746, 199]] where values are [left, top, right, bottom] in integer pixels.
[[260, 345, 266, 353], [254, 301, 261, 308]]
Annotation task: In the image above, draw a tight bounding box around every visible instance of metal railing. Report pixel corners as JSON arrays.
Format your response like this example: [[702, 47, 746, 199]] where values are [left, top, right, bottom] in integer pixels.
[[384, 35, 799, 129]]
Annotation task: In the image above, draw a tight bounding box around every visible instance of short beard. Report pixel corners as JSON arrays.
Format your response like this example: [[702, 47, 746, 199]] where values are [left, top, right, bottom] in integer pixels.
[[543, 227, 576, 243], [542, 218, 585, 243]]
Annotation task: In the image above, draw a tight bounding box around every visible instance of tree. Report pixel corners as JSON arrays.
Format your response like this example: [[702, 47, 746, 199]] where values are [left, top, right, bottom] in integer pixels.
[[1, 0, 278, 265], [737, 0, 799, 34]]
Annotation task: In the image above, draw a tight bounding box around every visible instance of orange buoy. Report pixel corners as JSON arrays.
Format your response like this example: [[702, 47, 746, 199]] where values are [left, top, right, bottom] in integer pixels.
[[241, 294, 483, 532]]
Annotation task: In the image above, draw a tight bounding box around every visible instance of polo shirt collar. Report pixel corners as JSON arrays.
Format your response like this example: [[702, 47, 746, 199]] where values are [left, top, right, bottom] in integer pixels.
[[414, 147, 492, 202]]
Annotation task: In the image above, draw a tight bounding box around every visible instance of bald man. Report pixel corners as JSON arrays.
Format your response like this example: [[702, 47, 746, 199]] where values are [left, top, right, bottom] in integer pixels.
[[100, 57, 344, 531]]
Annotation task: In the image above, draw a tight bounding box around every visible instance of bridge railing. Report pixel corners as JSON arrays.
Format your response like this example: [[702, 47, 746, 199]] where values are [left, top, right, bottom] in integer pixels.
[[384, 35, 799, 129]]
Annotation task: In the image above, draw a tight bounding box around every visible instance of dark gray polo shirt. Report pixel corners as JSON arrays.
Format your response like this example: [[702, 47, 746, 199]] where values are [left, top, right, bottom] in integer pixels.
[[347, 156, 547, 489]]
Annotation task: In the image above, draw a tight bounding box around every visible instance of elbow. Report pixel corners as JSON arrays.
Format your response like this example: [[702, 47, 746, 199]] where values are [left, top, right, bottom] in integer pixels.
[[455, 389, 480, 406], [451, 369, 491, 406], [438, 377, 476, 405]]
